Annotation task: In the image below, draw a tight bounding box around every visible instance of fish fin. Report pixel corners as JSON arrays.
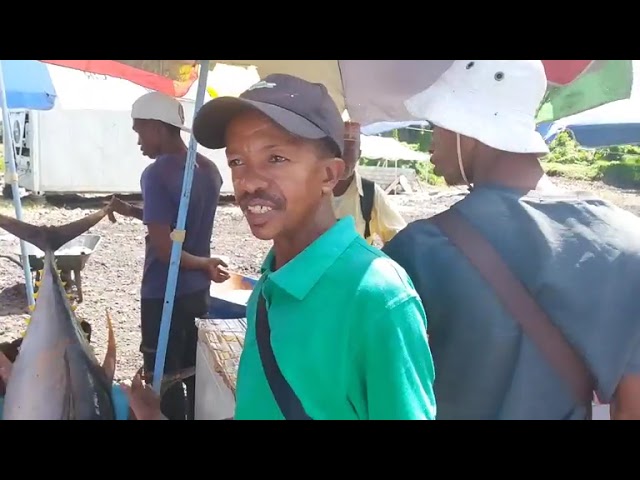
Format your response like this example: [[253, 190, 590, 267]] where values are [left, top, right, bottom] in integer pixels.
[[61, 350, 76, 420], [0, 201, 114, 253], [44, 204, 115, 252], [102, 309, 117, 383]]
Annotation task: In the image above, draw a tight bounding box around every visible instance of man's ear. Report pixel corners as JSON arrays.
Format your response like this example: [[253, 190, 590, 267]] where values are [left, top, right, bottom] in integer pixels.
[[321, 158, 346, 195]]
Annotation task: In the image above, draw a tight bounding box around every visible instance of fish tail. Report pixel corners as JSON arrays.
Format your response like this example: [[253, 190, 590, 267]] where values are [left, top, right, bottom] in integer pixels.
[[0, 214, 49, 252], [0, 202, 115, 253]]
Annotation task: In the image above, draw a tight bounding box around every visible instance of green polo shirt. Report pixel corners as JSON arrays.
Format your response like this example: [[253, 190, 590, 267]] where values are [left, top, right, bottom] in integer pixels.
[[234, 216, 436, 420]]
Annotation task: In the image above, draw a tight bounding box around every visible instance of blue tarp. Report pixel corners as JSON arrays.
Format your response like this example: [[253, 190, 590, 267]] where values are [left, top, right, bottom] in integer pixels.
[[1, 60, 57, 110], [538, 99, 640, 148]]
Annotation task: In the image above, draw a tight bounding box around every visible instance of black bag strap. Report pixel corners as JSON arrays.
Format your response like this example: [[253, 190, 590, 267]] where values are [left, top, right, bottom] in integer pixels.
[[255, 292, 313, 420], [428, 208, 594, 419], [360, 177, 376, 240]]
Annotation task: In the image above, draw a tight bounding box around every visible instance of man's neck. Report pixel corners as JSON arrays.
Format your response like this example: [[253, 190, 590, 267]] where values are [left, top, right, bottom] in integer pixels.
[[333, 174, 355, 197], [472, 153, 557, 192], [159, 138, 188, 159], [272, 201, 337, 270]]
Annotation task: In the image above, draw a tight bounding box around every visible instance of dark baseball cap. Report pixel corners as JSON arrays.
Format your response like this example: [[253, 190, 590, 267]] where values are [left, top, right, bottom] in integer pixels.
[[192, 73, 345, 157]]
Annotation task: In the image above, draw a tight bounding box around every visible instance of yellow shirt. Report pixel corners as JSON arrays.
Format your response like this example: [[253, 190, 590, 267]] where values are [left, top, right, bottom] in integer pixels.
[[332, 171, 407, 245]]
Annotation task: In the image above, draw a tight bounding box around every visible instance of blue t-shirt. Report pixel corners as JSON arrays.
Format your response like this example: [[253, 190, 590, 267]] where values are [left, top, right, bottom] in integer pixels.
[[383, 184, 640, 420], [140, 153, 223, 300]]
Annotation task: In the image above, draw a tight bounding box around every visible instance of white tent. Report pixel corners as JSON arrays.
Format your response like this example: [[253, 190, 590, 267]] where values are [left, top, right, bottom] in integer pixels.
[[361, 135, 428, 162], [13, 64, 261, 196]]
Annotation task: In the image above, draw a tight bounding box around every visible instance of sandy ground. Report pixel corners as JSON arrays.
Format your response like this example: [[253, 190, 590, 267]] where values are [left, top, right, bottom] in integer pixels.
[[1, 178, 639, 381]]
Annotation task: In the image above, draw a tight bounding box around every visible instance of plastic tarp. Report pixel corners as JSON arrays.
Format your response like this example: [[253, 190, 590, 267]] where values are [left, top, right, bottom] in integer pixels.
[[42, 60, 450, 125], [538, 60, 640, 148], [538, 99, 640, 148], [42, 60, 633, 126], [1, 60, 57, 110]]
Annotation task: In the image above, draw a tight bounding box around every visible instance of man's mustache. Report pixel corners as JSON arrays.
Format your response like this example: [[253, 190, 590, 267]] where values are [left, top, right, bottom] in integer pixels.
[[237, 190, 286, 210]]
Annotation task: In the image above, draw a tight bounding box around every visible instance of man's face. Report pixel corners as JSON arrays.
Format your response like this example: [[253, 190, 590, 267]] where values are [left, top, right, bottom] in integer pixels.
[[226, 110, 344, 241], [133, 119, 163, 159], [430, 126, 474, 186]]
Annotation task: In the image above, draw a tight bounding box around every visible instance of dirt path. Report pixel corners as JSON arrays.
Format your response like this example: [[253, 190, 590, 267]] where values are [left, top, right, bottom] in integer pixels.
[[0, 178, 638, 381]]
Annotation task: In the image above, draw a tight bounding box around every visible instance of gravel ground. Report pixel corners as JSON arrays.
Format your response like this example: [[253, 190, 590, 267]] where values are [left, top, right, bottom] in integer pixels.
[[0, 177, 639, 381]]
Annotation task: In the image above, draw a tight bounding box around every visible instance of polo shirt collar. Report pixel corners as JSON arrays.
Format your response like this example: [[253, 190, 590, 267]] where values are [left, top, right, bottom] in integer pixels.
[[260, 216, 359, 300]]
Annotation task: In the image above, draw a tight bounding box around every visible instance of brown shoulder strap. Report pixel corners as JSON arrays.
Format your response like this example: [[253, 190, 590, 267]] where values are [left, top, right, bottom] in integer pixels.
[[428, 208, 594, 414]]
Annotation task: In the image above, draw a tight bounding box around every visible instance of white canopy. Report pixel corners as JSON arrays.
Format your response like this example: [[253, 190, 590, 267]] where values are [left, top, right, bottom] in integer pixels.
[[360, 135, 428, 162]]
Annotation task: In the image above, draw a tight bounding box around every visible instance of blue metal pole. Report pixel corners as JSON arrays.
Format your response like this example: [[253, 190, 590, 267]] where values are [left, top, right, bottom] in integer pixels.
[[153, 61, 211, 393], [0, 61, 35, 308]]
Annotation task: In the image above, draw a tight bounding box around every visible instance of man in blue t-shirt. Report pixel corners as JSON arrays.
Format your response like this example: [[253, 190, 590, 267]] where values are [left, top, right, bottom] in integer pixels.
[[110, 92, 228, 420], [383, 60, 640, 420]]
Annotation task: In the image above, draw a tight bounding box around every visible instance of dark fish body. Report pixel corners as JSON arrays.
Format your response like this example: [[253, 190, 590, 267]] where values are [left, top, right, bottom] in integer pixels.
[[0, 207, 116, 420]]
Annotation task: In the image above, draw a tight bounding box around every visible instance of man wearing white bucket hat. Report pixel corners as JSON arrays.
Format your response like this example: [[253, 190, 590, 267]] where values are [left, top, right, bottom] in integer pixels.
[[383, 60, 640, 420]]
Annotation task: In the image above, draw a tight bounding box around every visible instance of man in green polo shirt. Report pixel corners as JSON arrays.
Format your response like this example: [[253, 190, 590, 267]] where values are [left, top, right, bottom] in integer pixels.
[[124, 74, 436, 420]]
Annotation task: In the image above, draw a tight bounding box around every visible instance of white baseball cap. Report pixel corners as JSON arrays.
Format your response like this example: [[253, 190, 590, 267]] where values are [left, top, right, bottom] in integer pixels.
[[131, 91, 191, 133], [404, 60, 549, 155]]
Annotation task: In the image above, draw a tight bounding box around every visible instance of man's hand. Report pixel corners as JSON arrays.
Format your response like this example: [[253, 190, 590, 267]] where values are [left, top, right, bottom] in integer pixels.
[[109, 196, 134, 218], [120, 368, 166, 421], [205, 257, 230, 283], [107, 195, 144, 221]]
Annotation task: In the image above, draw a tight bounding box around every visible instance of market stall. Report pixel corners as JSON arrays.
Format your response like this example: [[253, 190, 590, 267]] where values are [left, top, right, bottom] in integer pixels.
[[33, 59, 635, 397]]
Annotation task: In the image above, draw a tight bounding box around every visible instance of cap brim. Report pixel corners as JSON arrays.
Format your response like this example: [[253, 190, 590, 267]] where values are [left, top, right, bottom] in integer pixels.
[[193, 97, 327, 150]]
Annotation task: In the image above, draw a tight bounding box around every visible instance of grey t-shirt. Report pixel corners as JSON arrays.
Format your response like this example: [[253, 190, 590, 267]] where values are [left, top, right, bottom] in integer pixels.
[[383, 184, 640, 420]]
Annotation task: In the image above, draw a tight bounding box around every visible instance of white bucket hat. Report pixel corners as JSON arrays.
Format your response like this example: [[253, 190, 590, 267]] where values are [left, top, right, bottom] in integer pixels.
[[404, 60, 549, 155], [131, 91, 191, 133]]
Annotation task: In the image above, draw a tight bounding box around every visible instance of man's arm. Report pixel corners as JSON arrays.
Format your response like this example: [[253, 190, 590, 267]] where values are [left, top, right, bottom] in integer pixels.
[[357, 296, 436, 420], [142, 170, 209, 272], [371, 187, 407, 244], [127, 205, 144, 221], [109, 197, 144, 221], [146, 224, 211, 271]]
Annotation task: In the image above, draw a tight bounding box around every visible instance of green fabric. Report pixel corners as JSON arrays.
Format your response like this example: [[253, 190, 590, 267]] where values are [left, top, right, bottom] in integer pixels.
[[234, 216, 436, 420], [537, 60, 633, 123]]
